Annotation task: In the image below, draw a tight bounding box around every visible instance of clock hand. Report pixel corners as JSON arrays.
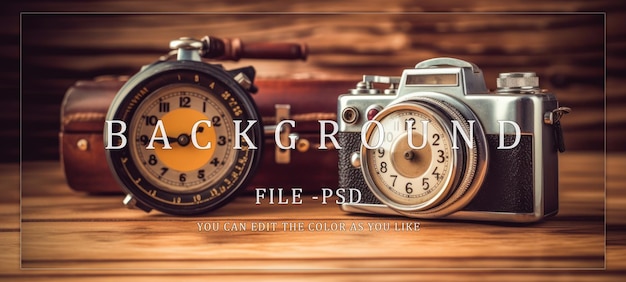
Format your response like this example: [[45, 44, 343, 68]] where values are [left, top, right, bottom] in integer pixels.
[[152, 126, 204, 146], [152, 136, 179, 144]]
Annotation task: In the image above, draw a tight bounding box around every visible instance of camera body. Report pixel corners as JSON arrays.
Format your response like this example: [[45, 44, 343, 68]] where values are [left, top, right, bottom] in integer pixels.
[[337, 57, 568, 223]]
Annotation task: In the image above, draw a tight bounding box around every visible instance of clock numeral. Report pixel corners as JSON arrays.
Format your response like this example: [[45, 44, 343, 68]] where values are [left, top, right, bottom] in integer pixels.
[[405, 182, 413, 194], [233, 106, 243, 117], [148, 154, 157, 166], [139, 135, 149, 146], [377, 147, 385, 158], [179, 96, 191, 108], [432, 167, 442, 181], [432, 133, 440, 146], [160, 167, 168, 176], [212, 116, 222, 127], [197, 169, 205, 179], [217, 136, 227, 146], [385, 132, 394, 142], [159, 102, 170, 112], [437, 150, 445, 163], [422, 177, 430, 190], [238, 156, 248, 164], [202, 102, 206, 113], [172, 197, 181, 204], [193, 194, 202, 204], [405, 117, 416, 131], [210, 158, 220, 167], [144, 115, 158, 126], [139, 87, 149, 95], [210, 188, 219, 197], [380, 161, 388, 173], [179, 173, 187, 183], [390, 175, 397, 187]]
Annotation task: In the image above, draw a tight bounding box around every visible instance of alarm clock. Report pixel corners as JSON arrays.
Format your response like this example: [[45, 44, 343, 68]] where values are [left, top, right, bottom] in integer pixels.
[[104, 36, 306, 215]]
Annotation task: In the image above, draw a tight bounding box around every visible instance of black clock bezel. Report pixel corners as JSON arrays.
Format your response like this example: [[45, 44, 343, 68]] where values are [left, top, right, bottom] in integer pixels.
[[105, 60, 263, 215]]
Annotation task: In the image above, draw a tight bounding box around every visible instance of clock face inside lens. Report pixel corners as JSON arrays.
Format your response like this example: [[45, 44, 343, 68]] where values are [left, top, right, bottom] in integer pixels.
[[361, 103, 457, 211], [105, 62, 262, 215]]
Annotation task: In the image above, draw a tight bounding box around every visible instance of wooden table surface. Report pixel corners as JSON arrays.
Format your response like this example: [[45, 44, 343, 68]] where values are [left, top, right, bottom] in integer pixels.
[[1, 152, 625, 281]]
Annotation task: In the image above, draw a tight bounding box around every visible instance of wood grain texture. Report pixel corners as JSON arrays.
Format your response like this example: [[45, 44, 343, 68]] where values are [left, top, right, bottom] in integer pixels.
[[3, 1, 624, 162], [0, 152, 624, 281], [2, 4, 626, 282]]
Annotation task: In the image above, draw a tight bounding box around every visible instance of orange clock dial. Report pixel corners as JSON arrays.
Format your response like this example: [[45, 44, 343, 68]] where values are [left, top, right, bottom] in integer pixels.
[[130, 84, 235, 193]]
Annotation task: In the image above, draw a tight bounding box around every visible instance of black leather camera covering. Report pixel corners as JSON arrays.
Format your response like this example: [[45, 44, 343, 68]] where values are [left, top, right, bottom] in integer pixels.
[[337, 132, 378, 204], [464, 135, 533, 213]]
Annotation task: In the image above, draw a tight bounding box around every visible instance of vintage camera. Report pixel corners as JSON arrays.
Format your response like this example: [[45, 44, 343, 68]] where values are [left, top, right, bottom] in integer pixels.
[[337, 57, 570, 223]]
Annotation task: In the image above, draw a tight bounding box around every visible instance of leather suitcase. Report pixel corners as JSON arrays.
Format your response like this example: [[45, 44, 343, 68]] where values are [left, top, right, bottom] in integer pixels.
[[60, 75, 356, 194]]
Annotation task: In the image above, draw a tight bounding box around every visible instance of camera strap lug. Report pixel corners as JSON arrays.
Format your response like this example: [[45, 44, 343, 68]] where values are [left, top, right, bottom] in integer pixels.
[[544, 106, 571, 153]]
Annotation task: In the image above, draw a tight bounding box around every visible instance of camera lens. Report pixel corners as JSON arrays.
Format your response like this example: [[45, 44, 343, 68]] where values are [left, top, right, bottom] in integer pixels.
[[360, 96, 488, 218]]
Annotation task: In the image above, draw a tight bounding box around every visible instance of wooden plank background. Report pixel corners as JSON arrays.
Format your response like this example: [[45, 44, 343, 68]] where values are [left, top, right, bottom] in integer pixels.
[[2, 0, 624, 162], [2, 151, 624, 281], [1, 1, 625, 280]]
